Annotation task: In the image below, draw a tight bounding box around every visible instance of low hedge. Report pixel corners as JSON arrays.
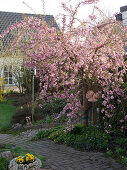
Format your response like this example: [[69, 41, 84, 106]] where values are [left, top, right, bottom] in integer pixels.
[[11, 104, 45, 124]]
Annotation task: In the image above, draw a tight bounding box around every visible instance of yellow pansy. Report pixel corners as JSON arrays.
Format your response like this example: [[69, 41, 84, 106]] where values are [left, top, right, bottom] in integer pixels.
[[19, 158, 24, 164], [26, 156, 29, 162], [25, 153, 30, 156], [18, 156, 22, 159], [16, 158, 24, 164]]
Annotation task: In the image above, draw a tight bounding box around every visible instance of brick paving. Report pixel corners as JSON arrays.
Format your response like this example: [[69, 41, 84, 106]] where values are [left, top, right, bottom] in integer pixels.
[[0, 133, 127, 170]]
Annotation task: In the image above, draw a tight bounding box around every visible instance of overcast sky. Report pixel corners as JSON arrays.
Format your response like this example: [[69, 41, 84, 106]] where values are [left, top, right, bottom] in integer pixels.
[[0, 0, 127, 27]]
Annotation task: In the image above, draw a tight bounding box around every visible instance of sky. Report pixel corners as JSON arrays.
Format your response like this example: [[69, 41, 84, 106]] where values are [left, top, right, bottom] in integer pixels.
[[0, 0, 127, 27]]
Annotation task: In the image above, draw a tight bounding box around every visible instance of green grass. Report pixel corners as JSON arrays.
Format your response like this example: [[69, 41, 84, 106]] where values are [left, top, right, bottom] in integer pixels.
[[0, 100, 17, 130]]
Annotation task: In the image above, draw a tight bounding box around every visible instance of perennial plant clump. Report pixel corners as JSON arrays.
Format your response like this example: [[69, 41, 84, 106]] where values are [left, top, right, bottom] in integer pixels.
[[0, 77, 5, 102], [0, 0, 127, 134]]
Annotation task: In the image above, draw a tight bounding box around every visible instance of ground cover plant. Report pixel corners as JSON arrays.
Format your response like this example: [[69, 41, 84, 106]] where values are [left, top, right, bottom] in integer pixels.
[[0, 157, 8, 170], [32, 123, 127, 165], [0, 144, 46, 169]]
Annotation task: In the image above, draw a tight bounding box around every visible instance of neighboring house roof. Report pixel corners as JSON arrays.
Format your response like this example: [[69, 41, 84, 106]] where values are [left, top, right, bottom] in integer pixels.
[[0, 11, 59, 52], [0, 11, 59, 34]]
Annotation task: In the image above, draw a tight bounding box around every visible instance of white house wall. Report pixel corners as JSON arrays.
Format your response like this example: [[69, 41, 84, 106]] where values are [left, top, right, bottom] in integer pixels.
[[0, 56, 23, 92]]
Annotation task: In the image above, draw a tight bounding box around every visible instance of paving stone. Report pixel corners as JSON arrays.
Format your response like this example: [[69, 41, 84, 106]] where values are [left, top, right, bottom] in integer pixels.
[[65, 167, 74, 170]]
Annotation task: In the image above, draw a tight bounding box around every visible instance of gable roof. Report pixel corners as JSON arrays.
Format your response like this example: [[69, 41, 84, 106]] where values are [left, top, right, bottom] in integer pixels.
[[0, 11, 59, 53], [0, 11, 59, 34]]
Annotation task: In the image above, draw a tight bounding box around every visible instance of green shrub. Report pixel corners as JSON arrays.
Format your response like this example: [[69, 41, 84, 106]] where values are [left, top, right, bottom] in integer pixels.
[[32, 119, 45, 125], [32, 126, 64, 141], [53, 135, 65, 144], [55, 114, 68, 123], [64, 134, 76, 145], [34, 130, 52, 140], [83, 126, 110, 151], [11, 104, 43, 124], [114, 138, 127, 157], [48, 129, 64, 140], [13, 95, 32, 107], [45, 115, 52, 123], [70, 123, 84, 135], [115, 147, 126, 155], [121, 156, 127, 164], [40, 98, 67, 116], [5, 90, 19, 95], [115, 138, 127, 146]]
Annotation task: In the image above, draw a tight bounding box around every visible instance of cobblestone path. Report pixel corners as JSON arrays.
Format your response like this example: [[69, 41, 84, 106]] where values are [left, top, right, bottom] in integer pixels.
[[0, 133, 127, 170]]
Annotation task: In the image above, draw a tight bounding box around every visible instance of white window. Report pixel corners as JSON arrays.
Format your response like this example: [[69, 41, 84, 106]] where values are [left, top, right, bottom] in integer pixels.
[[4, 65, 14, 85]]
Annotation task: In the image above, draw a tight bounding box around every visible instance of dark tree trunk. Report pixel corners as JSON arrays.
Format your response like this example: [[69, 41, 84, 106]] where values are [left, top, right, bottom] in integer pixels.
[[82, 80, 88, 127]]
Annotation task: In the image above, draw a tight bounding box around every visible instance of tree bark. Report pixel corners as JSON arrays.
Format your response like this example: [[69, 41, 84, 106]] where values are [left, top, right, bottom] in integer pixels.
[[82, 80, 88, 127], [93, 102, 97, 125]]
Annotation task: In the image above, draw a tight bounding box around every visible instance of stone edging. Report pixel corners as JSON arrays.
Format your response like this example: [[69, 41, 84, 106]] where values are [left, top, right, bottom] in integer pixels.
[[23, 123, 66, 130]]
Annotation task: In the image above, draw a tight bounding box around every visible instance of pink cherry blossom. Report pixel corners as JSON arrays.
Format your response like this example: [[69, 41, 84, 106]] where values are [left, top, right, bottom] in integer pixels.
[[110, 96, 114, 99], [102, 101, 107, 106]]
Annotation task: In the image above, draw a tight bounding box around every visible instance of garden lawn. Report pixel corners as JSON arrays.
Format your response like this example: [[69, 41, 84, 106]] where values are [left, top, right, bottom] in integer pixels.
[[0, 100, 17, 130]]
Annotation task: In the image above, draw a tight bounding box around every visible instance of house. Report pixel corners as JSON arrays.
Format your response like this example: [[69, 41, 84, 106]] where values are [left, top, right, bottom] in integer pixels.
[[115, 5, 127, 56], [0, 11, 59, 92]]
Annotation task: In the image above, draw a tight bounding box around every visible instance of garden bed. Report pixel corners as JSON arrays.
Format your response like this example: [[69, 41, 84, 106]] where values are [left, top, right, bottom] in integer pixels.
[[32, 123, 127, 165]]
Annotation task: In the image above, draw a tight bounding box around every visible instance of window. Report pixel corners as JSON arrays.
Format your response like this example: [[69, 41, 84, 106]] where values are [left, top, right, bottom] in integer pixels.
[[4, 65, 13, 85]]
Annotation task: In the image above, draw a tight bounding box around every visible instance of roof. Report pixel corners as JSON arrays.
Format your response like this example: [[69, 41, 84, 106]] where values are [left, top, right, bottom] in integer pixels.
[[0, 11, 59, 34], [120, 5, 127, 13], [0, 11, 59, 53]]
